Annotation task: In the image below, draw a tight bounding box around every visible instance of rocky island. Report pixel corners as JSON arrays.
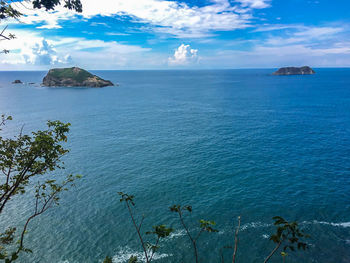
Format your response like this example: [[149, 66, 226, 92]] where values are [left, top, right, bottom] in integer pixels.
[[273, 66, 315, 76], [42, 67, 114, 87]]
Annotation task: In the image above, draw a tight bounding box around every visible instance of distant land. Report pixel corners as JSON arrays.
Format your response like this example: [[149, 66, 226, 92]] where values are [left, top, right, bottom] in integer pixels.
[[273, 66, 316, 76], [42, 67, 114, 87]]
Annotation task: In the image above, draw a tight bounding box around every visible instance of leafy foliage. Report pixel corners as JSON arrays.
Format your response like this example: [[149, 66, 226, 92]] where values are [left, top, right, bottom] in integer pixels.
[[169, 204, 218, 263], [0, 0, 82, 53], [263, 216, 309, 263], [118, 192, 173, 263], [103, 256, 113, 263], [0, 115, 81, 262], [118, 195, 310, 263], [32, 0, 82, 12], [270, 216, 309, 251]]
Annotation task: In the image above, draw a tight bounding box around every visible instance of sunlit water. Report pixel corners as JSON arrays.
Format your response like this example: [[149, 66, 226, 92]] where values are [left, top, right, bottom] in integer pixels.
[[0, 69, 349, 263]]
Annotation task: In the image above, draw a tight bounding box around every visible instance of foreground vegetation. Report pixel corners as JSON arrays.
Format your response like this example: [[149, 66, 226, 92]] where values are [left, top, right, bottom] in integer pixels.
[[0, 0, 82, 53], [0, 115, 309, 262], [110, 193, 309, 263], [0, 0, 311, 262], [0, 115, 81, 262]]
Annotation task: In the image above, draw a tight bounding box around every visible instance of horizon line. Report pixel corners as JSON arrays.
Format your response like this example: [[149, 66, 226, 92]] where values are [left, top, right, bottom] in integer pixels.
[[1, 66, 350, 72]]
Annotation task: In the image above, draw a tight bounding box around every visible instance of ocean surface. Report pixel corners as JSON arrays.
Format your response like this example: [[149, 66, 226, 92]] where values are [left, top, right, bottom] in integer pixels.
[[0, 69, 349, 263]]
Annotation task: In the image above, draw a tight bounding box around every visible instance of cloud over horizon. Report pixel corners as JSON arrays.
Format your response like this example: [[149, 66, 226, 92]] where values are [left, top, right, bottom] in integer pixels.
[[168, 44, 198, 65], [1, 0, 350, 69], [22, 39, 72, 65]]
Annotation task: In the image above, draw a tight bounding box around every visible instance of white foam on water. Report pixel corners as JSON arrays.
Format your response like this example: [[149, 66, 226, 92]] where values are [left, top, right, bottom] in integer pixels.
[[112, 246, 170, 263], [240, 222, 271, 231], [302, 220, 350, 228], [239, 220, 350, 232], [167, 229, 186, 239], [262, 234, 269, 239]]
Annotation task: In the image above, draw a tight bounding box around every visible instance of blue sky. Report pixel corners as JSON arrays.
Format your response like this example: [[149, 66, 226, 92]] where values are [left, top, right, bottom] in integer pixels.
[[1, 0, 350, 69]]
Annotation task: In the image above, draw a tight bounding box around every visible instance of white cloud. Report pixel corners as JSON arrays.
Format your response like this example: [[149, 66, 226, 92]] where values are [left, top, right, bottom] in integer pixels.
[[168, 44, 198, 65], [0, 30, 72, 66], [105, 32, 130, 36], [253, 24, 303, 32], [22, 39, 72, 65], [209, 24, 349, 68], [293, 26, 343, 38], [201, 40, 350, 68], [12, 0, 270, 37], [235, 0, 271, 9], [265, 26, 344, 46], [90, 22, 111, 28], [0, 29, 153, 69]]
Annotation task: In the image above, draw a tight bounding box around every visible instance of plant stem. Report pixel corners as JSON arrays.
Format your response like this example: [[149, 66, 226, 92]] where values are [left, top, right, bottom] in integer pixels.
[[126, 201, 149, 263], [263, 241, 282, 263], [178, 210, 199, 263], [149, 236, 160, 262], [232, 216, 241, 263]]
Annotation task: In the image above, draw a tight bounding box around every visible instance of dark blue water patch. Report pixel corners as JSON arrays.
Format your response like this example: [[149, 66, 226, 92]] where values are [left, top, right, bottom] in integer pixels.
[[0, 69, 349, 262]]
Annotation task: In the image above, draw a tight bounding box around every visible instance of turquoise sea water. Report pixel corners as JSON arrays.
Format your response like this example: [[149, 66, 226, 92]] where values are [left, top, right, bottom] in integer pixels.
[[0, 69, 349, 263]]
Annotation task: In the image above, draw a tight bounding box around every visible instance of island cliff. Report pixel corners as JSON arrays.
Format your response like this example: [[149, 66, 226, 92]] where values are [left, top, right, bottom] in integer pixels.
[[42, 67, 114, 87], [273, 66, 315, 76]]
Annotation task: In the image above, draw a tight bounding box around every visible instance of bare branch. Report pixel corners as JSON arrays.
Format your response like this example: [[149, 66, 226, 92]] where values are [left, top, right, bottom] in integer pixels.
[[232, 216, 241, 263], [263, 241, 282, 263], [149, 236, 160, 262], [125, 200, 150, 262], [177, 209, 199, 263]]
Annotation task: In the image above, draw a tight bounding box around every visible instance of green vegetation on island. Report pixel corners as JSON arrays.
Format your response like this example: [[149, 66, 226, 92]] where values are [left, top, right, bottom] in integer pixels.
[[0, 0, 313, 262], [273, 66, 316, 75], [42, 67, 114, 87]]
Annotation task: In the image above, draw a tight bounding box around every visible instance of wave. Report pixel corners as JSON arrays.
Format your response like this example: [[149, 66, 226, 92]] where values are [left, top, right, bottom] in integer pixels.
[[112, 246, 171, 263], [302, 220, 350, 228], [167, 229, 186, 239], [239, 220, 350, 232], [240, 222, 271, 231]]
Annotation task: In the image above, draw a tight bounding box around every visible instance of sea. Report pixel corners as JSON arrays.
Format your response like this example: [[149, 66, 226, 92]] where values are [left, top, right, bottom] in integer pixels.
[[0, 69, 349, 263]]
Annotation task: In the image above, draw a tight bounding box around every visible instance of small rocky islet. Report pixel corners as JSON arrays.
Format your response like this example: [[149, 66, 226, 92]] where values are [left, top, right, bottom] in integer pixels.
[[42, 67, 114, 87], [273, 66, 315, 75]]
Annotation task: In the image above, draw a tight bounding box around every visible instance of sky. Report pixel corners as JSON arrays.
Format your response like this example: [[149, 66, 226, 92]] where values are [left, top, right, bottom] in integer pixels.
[[1, 0, 350, 70]]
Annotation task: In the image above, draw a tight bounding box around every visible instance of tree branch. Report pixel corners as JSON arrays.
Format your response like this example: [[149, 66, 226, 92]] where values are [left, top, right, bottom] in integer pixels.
[[177, 210, 199, 263], [149, 236, 160, 262], [232, 216, 241, 263], [0, 157, 37, 213], [125, 201, 149, 263], [263, 241, 282, 263]]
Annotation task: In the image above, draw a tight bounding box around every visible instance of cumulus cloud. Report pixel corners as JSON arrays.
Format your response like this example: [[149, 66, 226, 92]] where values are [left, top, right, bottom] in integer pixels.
[[0, 31, 73, 66], [22, 39, 72, 65], [13, 0, 270, 37], [168, 44, 198, 65], [0, 30, 153, 69]]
